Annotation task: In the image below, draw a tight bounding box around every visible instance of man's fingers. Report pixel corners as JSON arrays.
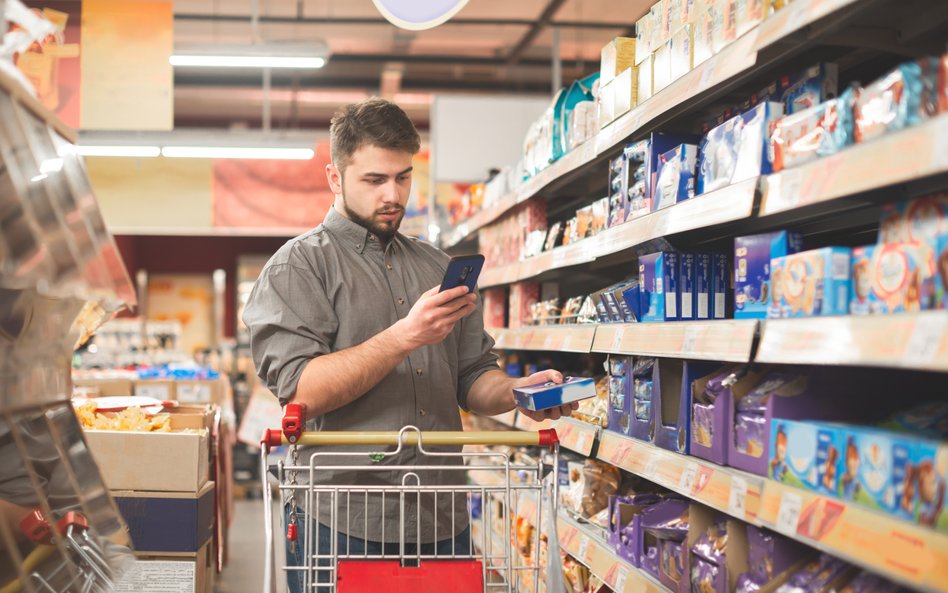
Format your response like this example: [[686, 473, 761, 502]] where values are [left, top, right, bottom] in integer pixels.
[[427, 285, 470, 306]]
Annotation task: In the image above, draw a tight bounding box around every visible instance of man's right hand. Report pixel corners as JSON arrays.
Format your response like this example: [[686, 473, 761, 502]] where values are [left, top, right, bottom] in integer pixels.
[[396, 285, 477, 350]]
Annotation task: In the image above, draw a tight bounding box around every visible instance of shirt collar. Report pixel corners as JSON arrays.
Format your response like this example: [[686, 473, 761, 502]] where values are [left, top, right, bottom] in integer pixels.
[[323, 206, 401, 254]]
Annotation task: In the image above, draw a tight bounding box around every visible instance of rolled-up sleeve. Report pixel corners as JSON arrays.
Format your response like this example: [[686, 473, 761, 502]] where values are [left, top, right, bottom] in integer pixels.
[[242, 263, 338, 405], [455, 298, 500, 411]]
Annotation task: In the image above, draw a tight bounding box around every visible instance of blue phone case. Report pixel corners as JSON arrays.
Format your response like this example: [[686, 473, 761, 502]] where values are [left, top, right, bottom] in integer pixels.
[[440, 255, 485, 292]]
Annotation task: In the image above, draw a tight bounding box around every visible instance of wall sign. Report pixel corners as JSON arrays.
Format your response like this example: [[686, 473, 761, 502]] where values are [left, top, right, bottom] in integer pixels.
[[372, 0, 468, 30]]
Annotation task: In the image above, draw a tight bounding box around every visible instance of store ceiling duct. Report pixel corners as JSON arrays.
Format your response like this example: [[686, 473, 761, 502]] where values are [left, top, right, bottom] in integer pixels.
[[170, 41, 330, 69], [77, 130, 318, 160]]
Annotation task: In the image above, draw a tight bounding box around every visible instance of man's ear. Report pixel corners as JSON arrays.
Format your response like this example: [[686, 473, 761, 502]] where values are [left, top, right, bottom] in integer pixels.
[[326, 163, 343, 195]]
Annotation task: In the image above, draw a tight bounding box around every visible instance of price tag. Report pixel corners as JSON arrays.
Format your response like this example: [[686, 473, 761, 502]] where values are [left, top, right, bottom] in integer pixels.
[[728, 476, 748, 519], [577, 536, 590, 562], [614, 442, 632, 466], [576, 430, 590, 454], [682, 326, 699, 355], [679, 462, 699, 494], [562, 333, 575, 351], [615, 566, 630, 592], [903, 314, 948, 365], [611, 329, 625, 352], [644, 451, 661, 480], [775, 491, 802, 536], [543, 333, 557, 351], [698, 57, 717, 89]]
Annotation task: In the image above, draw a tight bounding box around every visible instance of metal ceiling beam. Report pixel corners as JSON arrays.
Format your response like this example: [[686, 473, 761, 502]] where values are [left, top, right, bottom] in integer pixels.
[[506, 0, 570, 65], [326, 52, 590, 68], [173, 73, 554, 94], [173, 13, 629, 30]]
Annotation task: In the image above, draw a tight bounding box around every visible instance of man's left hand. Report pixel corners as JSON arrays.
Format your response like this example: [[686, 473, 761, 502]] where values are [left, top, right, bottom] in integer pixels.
[[513, 369, 579, 422]]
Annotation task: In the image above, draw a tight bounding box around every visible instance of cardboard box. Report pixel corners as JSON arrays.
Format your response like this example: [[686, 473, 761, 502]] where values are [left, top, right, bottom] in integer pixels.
[[769, 247, 852, 318], [73, 378, 135, 397], [607, 356, 633, 437], [117, 541, 213, 593], [599, 79, 616, 129], [631, 358, 657, 442], [655, 360, 722, 454], [85, 428, 210, 492], [614, 66, 639, 116], [769, 419, 844, 495], [653, 41, 673, 94], [654, 144, 698, 211], [734, 231, 804, 319], [175, 380, 223, 405], [913, 439, 948, 533], [638, 53, 654, 103], [670, 25, 694, 82], [114, 481, 215, 553], [601, 37, 637, 85], [640, 251, 680, 322], [712, 253, 730, 320], [609, 494, 663, 566], [134, 380, 177, 400], [679, 254, 697, 321], [690, 365, 769, 465]]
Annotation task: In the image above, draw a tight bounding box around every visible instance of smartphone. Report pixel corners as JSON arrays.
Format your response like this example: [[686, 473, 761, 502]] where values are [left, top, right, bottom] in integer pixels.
[[439, 254, 485, 293]]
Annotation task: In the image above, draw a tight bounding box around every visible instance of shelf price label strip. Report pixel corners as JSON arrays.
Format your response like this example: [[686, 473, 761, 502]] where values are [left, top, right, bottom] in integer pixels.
[[591, 321, 757, 362], [555, 417, 599, 457]]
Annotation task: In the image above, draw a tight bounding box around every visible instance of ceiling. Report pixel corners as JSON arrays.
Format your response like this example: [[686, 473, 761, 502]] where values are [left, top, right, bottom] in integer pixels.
[[172, 0, 650, 129]]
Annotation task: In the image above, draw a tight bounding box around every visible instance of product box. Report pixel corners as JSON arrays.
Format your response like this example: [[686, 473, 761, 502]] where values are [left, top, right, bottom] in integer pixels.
[[694, 253, 712, 320], [592, 288, 613, 323], [636, 12, 654, 63], [631, 358, 657, 441], [769, 95, 854, 172], [687, 506, 749, 593], [739, 525, 811, 593], [608, 356, 633, 437], [913, 440, 948, 533], [655, 360, 722, 454], [739, 0, 766, 37], [640, 499, 690, 593], [830, 425, 915, 520], [176, 379, 224, 405], [609, 493, 664, 566], [482, 287, 508, 328], [670, 25, 694, 82], [734, 231, 804, 319], [878, 194, 948, 245], [614, 66, 639, 116], [698, 102, 785, 194], [640, 251, 681, 322], [85, 429, 210, 492], [601, 37, 637, 85], [134, 379, 177, 400], [712, 252, 729, 320], [638, 53, 654, 103], [602, 281, 635, 322], [776, 63, 839, 115], [609, 153, 630, 227], [654, 144, 698, 211], [513, 376, 597, 411], [643, 133, 702, 210], [938, 233, 948, 310], [855, 60, 935, 143], [73, 378, 135, 397], [654, 41, 673, 94], [690, 365, 770, 465], [850, 243, 937, 315], [621, 281, 643, 323], [679, 253, 697, 320], [509, 282, 540, 329], [114, 481, 215, 553], [599, 79, 616, 129], [711, 0, 737, 52], [768, 247, 852, 319], [769, 419, 844, 494], [118, 540, 214, 593], [692, 3, 714, 67]]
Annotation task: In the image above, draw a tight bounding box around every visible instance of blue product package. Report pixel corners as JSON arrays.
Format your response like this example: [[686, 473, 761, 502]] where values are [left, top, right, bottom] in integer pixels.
[[913, 440, 948, 533], [608, 372, 633, 437], [611, 282, 638, 322], [850, 243, 936, 315], [734, 232, 803, 319], [640, 252, 680, 322], [854, 60, 932, 143], [513, 376, 597, 411], [621, 282, 643, 322], [777, 63, 839, 114], [644, 133, 702, 211], [769, 247, 852, 319], [697, 102, 784, 194], [679, 253, 697, 320], [594, 289, 613, 322], [939, 233, 948, 310], [694, 254, 712, 321], [609, 153, 630, 227], [602, 283, 627, 322], [653, 144, 698, 210], [711, 253, 728, 320], [769, 420, 843, 495], [833, 425, 915, 520]]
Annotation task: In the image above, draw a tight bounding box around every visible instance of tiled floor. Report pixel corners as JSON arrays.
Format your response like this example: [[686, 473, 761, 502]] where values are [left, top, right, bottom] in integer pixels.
[[218, 499, 285, 593]]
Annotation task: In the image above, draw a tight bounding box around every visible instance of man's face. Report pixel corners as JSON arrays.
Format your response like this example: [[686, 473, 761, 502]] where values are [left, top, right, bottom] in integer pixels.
[[327, 144, 413, 240]]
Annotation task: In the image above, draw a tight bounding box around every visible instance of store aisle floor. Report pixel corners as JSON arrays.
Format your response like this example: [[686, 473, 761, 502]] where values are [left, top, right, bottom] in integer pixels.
[[218, 498, 284, 593]]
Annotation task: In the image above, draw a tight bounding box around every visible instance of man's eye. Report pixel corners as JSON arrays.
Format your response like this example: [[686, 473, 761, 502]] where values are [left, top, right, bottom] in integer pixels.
[[398, 176, 411, 183]]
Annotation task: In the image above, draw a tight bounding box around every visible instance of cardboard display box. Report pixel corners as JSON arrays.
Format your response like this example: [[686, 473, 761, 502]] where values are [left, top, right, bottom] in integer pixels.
[[73, 378, 135, 397], [84, 427, 209, 492], [114, 481, 215, 553], [116, 540, 213, 593]]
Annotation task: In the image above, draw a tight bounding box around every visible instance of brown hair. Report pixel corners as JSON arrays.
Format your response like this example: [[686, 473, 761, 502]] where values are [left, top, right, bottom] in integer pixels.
[[329, 97, 421, 174]]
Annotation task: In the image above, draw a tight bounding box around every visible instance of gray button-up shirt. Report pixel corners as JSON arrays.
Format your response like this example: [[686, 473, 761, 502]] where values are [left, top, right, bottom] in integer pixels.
[[243, 207, 499, 543]]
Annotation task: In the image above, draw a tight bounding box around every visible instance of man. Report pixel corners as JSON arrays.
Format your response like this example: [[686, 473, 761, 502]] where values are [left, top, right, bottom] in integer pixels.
[[242, 98, 575, 592]]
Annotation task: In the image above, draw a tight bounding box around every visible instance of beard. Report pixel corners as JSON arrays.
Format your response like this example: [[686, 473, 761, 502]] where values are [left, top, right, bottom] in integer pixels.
[[340, 194, 404, 241]]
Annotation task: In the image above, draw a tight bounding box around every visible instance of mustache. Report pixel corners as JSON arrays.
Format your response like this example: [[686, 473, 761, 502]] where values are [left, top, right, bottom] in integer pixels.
[[376, 207, 404, 215]]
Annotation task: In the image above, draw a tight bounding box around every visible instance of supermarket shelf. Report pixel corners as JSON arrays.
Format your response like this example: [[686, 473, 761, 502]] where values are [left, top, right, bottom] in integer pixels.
[[489, 325, 598, 352], [558, 513, 671, 593], [488, 409, 519, 429], [554, 417, 600, 457], [761, 114, 948, 216], [515, 413, 555, 432], [756, 312, 948, 372], [752, 0, 861, 50], [591, 320, 759, 362], [596, 431, 948, 593]]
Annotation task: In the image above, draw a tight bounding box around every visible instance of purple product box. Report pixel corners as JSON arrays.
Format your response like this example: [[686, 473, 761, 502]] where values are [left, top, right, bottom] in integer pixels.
[[690, 519, 727, 593], [745, 525, 810, 584], [661, 539, 689, 593], [734, 231, 804, 319], [640, 499, 690, 592], [679, 253, 697, 320], [654, 360, 722, 455], [607, 356, 633, 437], [609, 493, 663, 565], [712, 253, 729, 319], [640, 251, 681, 322], [695, 254, 712, 320], [690, 367, 748, 465], [631, 358, 657, 442]]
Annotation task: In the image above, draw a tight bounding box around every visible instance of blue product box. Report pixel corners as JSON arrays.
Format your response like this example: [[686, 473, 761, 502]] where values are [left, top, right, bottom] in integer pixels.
[[631, 358, 656, 441], [679, 253, 697, 320], [611, 282, 638, 322], [939, 234, 948, 310], [769, 420, 843, 496], [878, 194, 948, 246], [609, 153, 630, 227], [593, 288, 613, 322], [711, 253, 729, 320], [114, 481, 215, 552], [777, 63, 839, 114], [698, 102, 784, 194], [621, 281, 643, 323], [608, 356, 634, 437], [850, 243, 937, 315], [913, 440, 948, 533], [602, 283, 628, 322], [832, 425, 915, 520], [695, 254, 712, 321], [653, 144, 698, 211], [769, 247, 852, 319], [643, 133, 701, 211], [513, 376, 597, 411], [640, 252, 680, 322], [734, 232, 803, 319]]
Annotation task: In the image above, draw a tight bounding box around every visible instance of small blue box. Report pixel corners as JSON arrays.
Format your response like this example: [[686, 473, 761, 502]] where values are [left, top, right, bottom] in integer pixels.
[[610, 282, 638, 323], [602, 284, 627, 322], [769, 247, 852, 318], [640, 252, 680, 322], [653, 144, 698, 211], [913, 440, 948, 533], [769, 420, 842, 496], [832, 425, 915, 520], [114, 481, 215, 552], [695, 254, 712, 320], [698, 102, 785, 194], [711, 253, 729, 319], [607, 356, 634, 437], [679, 253, 697, 320], [621, 281, 643, 323], [734, 232, 803, 319], [513, 376, 597, 411], [778, 63, 839, 114]]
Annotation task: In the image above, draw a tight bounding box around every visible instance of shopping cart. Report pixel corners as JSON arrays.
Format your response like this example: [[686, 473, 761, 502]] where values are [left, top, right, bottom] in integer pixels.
[[260, 404, 561, 593]]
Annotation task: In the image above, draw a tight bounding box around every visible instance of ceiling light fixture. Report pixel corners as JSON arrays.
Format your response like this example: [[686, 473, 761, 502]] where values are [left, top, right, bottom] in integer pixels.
[[161, 146, 315, 160], [170, 42, 330, 70], [76, 145, 161, 158]]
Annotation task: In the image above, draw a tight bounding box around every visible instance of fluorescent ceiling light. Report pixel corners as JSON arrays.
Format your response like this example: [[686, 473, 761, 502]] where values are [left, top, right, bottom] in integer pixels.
[[77, 145, 161, 158], [170, 55, 325, 69], [161, 146, 315, 160]]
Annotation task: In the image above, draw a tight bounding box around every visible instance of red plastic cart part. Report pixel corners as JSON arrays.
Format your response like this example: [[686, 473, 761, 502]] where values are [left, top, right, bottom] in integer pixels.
[[20, 510, 52, 544], [336, 560, 484, 593], [282, 403, 306, 444], [538, 428, 559, 451], [57, 512, 89, 532]]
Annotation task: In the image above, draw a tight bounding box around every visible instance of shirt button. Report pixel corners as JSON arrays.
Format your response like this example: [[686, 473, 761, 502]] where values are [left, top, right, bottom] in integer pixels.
[[397, 297, 405, 305], [419, 408, 427, 416], [416, 368, 423, 376], [386, 264, 393, 271], [357, 244, 362, 249], [369, 235, 376, 242]]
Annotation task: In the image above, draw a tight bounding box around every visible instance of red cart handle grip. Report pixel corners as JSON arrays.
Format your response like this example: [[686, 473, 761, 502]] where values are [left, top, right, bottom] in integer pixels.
[[283, 403, 306, 444], [538, 429, 560, 451]]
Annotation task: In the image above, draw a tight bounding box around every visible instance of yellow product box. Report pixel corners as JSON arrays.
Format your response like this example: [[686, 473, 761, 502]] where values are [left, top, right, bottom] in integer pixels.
[[598, 79, 616, 129], [600, 37, 637, 85], [85, 428, 210, 492], [614, 66, 639, 116], [653, 42, 673, 94], [73, 378, 135, 397], [670, 25, 694, 82], [134, 379, 177, 400], [116, 541, 214, 593], [638, 53, 654, 103]]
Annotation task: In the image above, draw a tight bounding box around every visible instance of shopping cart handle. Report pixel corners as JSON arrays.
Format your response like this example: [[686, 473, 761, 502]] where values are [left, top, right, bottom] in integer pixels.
[[282, 403, 306, 443], [260, 427, 560, 451]]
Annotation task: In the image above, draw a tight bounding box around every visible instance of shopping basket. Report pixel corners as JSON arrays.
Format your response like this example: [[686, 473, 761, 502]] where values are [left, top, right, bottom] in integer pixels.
[[260, 403, 560, 593]]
